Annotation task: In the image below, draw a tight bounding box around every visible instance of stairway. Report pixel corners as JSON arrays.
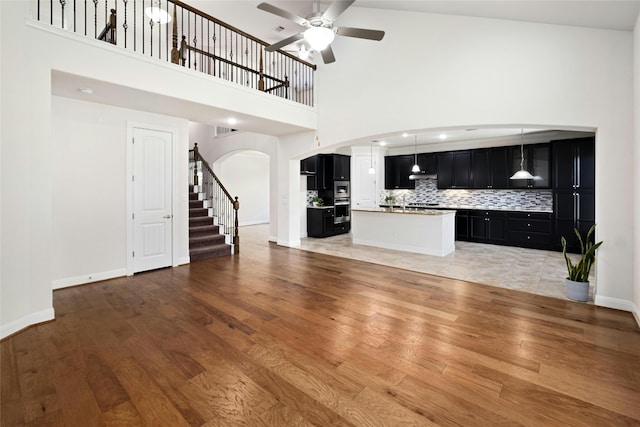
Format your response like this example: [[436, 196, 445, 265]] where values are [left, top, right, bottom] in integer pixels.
[[189, 186, 232, 261]]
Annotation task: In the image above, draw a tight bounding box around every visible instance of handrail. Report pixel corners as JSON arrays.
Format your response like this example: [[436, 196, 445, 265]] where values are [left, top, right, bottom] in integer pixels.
[[97, 9, 117, 44], [189, 143, 240, 253], [34, 0, 316, 107]]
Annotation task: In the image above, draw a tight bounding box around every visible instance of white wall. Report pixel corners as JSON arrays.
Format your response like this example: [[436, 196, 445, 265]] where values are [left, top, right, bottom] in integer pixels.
[[215, 151, 270, 227], [50, 96, 190, 288], [278, 9, 636, 311], [0, 0, 311, 338], [190, 124, 280, 241], [634, 13, 640, 325]]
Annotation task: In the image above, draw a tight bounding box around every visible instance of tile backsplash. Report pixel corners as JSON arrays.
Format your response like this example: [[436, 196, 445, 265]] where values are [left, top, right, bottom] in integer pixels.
[[382, 179, 553, 211]]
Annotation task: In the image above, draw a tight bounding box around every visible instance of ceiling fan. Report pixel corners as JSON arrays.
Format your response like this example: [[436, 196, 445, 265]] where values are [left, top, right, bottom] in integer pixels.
[[257, 0, 385, 64]]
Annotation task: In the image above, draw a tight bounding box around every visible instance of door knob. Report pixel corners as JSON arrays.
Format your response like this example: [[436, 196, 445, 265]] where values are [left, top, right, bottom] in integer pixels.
[[163, 214, 172, 219]]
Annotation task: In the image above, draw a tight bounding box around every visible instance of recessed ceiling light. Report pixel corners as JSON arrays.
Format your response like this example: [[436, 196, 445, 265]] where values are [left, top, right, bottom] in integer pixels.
[[227, 118, 237, 125], [379, 141, 387, 146], [439, 134, 447, 140], [402, 133, 408, 137], [79, 87, 93, 95]]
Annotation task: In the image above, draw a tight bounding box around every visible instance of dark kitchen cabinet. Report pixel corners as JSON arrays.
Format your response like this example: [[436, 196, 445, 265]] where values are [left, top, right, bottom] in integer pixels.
[[509, 143, 551, 189], [471, 147, 509, 189], [307, 207, 335, 238], [551, 137, 595, 252], [417, 153, 438, 175], [507, 211, 552, 249], [385, 155, 415, 189], [331, 154, 351, 180], [455, 210, 470, 241], [437, 150, 471, 189], [469, 210, 507, 243], [300, 155, 318, 174], [306, 154, 351, 192]]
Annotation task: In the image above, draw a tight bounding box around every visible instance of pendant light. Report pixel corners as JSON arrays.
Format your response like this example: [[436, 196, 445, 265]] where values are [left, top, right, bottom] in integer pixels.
[[510, 129, 535, 180], [368, 142, 375, 174], [411, 135, 420, 173]]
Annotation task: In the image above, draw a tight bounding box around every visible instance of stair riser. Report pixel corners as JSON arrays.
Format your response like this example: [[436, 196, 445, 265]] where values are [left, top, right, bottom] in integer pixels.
[[189, 208, 208, 218], [189, 217, 213, 226], [190, 232, 221, 240], [190, 247, 232, 261], [190, 236, 226, 248]]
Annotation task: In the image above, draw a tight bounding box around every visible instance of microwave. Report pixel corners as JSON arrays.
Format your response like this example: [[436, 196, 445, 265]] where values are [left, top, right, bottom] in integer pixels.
[[334, 181, 350, 198]]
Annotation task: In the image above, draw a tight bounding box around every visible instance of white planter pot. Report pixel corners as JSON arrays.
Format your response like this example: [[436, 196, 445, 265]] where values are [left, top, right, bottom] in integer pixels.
[[565, 278, 589, 302]]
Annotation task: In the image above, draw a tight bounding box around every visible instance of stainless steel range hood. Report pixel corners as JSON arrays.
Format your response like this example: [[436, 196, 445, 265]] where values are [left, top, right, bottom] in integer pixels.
[[409, 171, 437, 180]]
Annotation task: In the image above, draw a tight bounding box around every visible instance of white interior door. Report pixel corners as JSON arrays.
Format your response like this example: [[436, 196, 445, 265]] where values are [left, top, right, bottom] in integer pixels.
[[132, 127, 173, 273], [353, 156, 377, 208]]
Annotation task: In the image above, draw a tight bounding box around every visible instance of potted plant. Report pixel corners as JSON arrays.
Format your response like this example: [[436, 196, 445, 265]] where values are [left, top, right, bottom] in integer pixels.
[[312, 196, 324, 207], [561, 224, 603, 302], [384, 194, 396, 207]]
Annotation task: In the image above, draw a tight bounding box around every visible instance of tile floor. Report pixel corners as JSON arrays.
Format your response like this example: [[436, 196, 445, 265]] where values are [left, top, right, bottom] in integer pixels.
[[241, 224, 595, 302]]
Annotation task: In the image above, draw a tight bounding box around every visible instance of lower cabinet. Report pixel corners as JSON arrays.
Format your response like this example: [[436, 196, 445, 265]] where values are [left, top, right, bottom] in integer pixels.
[[307, 208, 350, 238], [469, 211, 507, 244], [455, 210, 470, 241], [507, 212, 553, 249], [455, 209, 553, 250]]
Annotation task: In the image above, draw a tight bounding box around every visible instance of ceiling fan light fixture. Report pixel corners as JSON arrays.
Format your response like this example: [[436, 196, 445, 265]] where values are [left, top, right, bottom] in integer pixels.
[[145, 4, 171, 24], [298, 45, 311, 60], [304, 26, 335, 51]]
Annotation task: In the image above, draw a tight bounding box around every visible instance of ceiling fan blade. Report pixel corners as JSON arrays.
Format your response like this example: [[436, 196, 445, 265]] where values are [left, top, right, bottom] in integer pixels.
[[336, 27, 385, 41], [322, 0, 355, 22], [257, 2, 308, 27], [265, 33, 304, 52], [321, 45, 336, 64]]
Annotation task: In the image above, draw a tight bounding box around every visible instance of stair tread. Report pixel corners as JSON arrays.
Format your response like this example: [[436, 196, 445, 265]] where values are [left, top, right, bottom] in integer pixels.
[[190, 244, 230, 254], [190, 234, 225, 243]]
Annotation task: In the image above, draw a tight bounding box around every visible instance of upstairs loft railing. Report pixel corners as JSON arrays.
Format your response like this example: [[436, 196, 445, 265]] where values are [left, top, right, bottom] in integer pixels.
[[35, 0, 316, 106], [189, 143, 240, 253]]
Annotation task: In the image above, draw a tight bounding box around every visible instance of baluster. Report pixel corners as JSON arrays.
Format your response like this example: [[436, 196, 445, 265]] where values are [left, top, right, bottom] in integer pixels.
[[60, 0, 65, 28], [93, 0, 98, 37], [122, 0, 128, 48], [149, 18, 154, 55]]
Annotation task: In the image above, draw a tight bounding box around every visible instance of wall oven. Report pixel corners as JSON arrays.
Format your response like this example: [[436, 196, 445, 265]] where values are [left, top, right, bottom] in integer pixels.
[[334, 198, 351, 224]]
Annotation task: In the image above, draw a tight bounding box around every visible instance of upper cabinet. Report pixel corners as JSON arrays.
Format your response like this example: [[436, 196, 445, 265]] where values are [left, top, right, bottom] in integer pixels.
[[508, 143, 551, 189], [385, 155, 415, 189], [300, 155, 318, 175], [417, 153, 438, 175], [437, 150, 471, 189], [301, 154, 351, 191], [331, 154, 351, 180], [471, 147, 509, 189]]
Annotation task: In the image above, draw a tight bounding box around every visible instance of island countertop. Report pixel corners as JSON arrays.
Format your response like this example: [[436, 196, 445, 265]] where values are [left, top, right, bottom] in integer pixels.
[[352, 207, 456, 216], [351, 208, 455, 256]]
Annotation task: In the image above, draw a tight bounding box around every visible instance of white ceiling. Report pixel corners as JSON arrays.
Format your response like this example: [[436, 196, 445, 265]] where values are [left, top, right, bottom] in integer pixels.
[[194, 0, 640, 48], [52, 1, 639, 143]]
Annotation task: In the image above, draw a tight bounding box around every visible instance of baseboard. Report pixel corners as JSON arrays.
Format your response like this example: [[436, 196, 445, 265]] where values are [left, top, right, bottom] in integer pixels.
[[176, 256, 190, 266], [1, 308, 55, 340], [52, 268, 127, 290], [239, 220, 269, 227], [277, 238, 301, 247], [594, 295, 635, 313], [632, 303, 640, 328]]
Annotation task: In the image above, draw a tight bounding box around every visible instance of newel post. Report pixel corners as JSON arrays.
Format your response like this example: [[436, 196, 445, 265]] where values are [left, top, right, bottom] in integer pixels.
[[170, 5, 179, 64], [233, 196, 240, 253], [258, 49, 265, 92], [108, 9, 116, 44], [192, 143, 199, 186]]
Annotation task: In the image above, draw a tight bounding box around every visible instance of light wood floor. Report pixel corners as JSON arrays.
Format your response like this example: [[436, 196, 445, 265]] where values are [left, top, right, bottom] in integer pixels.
[[2, 235, 640, 426]]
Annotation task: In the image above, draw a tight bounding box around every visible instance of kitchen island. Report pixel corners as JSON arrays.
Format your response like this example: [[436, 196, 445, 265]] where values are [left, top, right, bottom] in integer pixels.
[[351, 207, 456, 256]]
